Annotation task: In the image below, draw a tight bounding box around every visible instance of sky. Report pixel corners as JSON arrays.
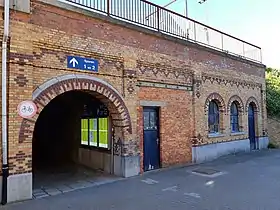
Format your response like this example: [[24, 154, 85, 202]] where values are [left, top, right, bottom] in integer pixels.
[[150, 0, 280, 69]]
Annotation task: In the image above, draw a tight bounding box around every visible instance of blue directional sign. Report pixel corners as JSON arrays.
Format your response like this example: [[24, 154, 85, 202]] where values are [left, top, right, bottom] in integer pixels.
[[67, 56, 98, 72]]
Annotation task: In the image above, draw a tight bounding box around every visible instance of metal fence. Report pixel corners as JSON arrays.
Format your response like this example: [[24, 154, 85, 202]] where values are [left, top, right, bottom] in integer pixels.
[[64, 0, 262, 63]]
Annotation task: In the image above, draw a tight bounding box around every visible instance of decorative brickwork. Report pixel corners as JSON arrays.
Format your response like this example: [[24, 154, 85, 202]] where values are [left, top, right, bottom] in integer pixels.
[[14, 74, 29, 87], [227, 95, 245, 113], [136, 61, 193, 86], [18, 75, 132, 144], [260, 88, 268, 136], [19, 119, 36, 144], [9, 52, 33, 65], [9, 151, 32, 175], [245, 96, 260, 112], [192, 133, 204, 146], [124, 69, 136, 95], [194, 79, 202, 98], [204, 92, 226, 114], [202, 73, 262, 90]]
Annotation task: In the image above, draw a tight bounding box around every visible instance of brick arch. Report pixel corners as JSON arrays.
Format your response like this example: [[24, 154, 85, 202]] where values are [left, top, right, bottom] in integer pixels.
[[204, 92, 226, 114], [19, 74, 132, 143], [227, 95, 244, 113], [245, 96, 259, 112]]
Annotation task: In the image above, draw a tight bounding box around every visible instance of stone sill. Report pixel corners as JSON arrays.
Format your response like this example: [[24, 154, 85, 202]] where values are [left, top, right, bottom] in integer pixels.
[[230, 132, 246, 136], [208, 133, 225, 138], [0, 0, 30, 13]]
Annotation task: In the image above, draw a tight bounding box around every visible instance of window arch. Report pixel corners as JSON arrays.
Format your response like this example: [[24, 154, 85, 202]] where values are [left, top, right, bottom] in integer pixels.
[[204, 92, 225, 114], [208, 100, 220, 133], [245, 97, 259, 113], [230, 102, 239, 132], [227, 95, 244, 113]]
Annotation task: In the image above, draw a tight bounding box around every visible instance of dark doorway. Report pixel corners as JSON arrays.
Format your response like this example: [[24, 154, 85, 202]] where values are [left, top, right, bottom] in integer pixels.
[[33, 91, 90, 172], [248, 103, 257, 150], [143, 107, 160, 171]]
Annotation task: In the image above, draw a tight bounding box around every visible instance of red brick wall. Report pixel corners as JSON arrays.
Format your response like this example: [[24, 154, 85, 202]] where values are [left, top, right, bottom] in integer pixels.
[[138, 87, 194, 169]]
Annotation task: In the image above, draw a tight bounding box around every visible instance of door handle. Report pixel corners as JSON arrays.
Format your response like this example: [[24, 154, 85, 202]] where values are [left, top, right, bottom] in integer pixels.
[[156, 138, 159, 145]]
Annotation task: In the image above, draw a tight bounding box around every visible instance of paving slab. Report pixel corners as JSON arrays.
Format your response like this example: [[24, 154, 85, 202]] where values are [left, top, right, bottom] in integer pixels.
[[56, 185, 74, 193], [44, 188, 62, 196]]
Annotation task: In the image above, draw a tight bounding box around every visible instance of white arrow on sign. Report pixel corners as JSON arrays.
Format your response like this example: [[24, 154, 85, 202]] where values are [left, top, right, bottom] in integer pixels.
[[70, 57, 78, 67]]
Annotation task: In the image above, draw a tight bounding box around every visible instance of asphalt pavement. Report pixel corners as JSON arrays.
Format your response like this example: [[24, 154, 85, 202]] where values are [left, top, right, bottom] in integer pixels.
[[2, 149, 280, 210]]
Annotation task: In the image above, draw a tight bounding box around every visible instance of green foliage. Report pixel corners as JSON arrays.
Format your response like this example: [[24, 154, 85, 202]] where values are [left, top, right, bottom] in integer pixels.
[[267, 142, 277, 149], [266, 68, 280, 117]]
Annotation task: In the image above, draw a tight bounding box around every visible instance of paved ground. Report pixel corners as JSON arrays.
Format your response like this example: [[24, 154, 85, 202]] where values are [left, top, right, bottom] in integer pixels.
[[33, 165, 120, 198], [3, 149, 280, 210]]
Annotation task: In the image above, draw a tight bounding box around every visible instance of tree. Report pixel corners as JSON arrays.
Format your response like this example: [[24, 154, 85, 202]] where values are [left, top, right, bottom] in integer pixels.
[[266, 68, 280, 117]]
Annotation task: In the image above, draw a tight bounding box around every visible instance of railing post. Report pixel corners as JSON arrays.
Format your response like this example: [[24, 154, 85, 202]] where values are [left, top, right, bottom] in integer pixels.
[[157, 6, 160, 31], [221, 34, 223, 50], [107, 0, 110, 16], [242, 42, 245, 56], [194, 22, 196, 41]]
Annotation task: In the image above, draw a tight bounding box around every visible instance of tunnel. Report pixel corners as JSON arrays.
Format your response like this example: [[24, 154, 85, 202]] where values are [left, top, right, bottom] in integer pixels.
[[32, 90, 114, 190]]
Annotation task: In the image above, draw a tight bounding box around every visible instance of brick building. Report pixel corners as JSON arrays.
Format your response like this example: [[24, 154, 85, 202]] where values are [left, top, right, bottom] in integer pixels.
[[0, 0, 268, 203]]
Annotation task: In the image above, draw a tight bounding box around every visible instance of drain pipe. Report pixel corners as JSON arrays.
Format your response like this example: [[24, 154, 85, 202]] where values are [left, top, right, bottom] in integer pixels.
[[1, 0, 10, 205]]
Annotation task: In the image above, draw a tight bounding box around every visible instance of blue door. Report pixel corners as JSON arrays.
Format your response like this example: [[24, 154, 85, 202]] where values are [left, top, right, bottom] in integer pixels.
[[143, 107, 160, 171], [248, 104, 256, 150]]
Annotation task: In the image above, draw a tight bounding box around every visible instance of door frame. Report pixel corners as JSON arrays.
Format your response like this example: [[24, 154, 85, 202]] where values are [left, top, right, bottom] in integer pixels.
[[142, 106, 161, 171], [248, 103, 258, 150]]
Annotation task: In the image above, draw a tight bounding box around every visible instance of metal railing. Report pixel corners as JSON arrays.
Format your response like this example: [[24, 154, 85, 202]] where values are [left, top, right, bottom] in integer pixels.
[[64, 0, 262, 63]]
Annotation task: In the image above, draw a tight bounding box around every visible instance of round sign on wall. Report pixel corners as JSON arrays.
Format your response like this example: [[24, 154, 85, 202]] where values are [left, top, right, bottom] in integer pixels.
[[17, 100, 37, 119]]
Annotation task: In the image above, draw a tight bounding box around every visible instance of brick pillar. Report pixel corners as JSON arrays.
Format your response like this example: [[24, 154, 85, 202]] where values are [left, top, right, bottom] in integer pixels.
[[7, 21, 34, 202]]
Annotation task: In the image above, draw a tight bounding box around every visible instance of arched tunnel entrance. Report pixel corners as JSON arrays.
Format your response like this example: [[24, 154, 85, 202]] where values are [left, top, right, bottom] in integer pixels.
[[32, 90, 116, 195]]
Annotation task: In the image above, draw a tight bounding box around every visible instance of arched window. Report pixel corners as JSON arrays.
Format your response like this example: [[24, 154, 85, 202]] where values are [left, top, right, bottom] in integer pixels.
[[208, 100, 219, 133], [230, 102, 239, 132]]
